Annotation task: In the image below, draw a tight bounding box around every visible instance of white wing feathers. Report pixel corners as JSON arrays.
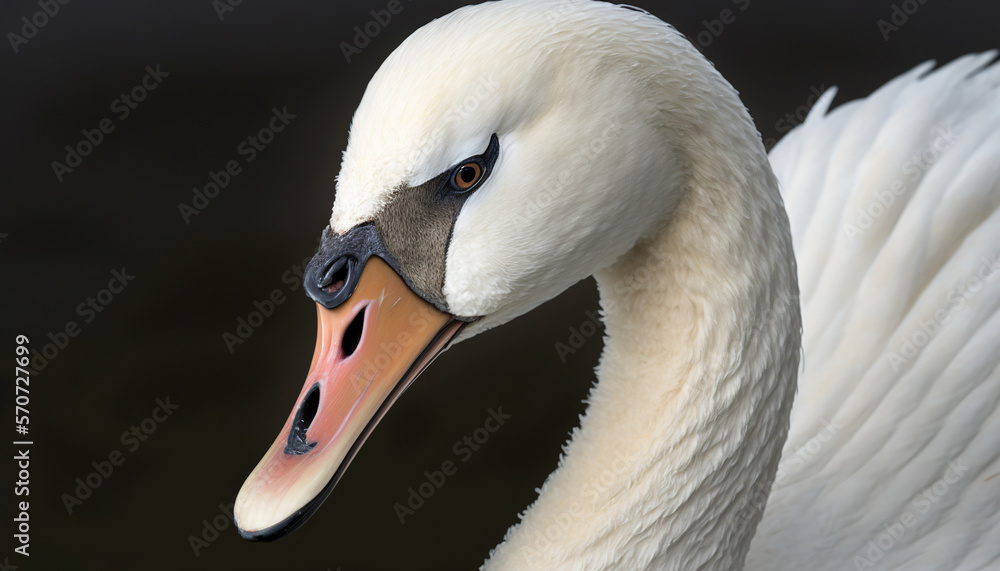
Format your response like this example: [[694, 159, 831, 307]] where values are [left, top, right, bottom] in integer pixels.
[[749, 53, 1000, 570]]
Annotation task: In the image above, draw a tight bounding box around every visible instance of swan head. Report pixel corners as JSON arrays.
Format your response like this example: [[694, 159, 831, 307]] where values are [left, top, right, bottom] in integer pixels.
[[330, 0, 700, 336], [235, 0, 764, 540]]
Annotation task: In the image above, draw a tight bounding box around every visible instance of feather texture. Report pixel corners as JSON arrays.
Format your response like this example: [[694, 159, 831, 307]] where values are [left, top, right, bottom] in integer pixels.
[[317, 1, 1000, 568], [751, 53, 1000, 570]]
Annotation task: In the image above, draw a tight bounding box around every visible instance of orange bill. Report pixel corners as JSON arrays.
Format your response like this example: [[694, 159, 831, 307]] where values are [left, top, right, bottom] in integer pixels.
[[234, 256, 463, 540]]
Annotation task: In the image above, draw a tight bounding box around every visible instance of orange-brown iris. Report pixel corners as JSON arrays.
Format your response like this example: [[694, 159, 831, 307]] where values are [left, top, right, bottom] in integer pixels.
[[454, 162, 482, 190]]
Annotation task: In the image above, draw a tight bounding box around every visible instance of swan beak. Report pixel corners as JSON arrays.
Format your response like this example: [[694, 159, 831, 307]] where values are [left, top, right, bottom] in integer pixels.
[[234, 256, 463, 541]]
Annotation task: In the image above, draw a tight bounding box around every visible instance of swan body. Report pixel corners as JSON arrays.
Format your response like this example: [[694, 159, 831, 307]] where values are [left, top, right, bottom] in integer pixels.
[[235, 1, 1000, 568], [753, 51, 1000, 570]]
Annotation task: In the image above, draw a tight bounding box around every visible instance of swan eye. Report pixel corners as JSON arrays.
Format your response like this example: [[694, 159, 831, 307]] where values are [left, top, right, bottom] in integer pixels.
[[453, 162, 483, 190], [442, 134, 499, 194]]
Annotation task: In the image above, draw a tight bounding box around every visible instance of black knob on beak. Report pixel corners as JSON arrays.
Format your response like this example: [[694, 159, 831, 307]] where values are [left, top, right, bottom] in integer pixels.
[[305, 253, 358, 309], [304, 224, 396, 309]]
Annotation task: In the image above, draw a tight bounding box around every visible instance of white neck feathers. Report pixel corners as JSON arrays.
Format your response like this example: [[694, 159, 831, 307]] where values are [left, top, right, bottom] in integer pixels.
[[485, 87, 802, 570]]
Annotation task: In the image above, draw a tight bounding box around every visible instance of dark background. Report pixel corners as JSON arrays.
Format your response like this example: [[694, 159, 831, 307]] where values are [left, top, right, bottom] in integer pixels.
[[2, 0, 997, 569]]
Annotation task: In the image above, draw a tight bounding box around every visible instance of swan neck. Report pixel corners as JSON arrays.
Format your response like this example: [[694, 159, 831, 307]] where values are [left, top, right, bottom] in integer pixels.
[[486, 148, 801, 569]]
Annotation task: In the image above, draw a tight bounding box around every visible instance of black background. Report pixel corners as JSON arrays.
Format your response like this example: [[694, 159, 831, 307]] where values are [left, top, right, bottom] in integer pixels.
[[2, 0, 997, 569]]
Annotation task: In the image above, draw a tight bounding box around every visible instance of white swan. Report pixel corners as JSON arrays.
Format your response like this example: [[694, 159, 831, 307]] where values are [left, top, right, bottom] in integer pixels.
[[234, 1, 1000, 568]]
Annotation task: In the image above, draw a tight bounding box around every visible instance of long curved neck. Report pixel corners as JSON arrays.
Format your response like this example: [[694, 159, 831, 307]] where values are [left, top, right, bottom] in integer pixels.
[[485, 135, 801, 569]]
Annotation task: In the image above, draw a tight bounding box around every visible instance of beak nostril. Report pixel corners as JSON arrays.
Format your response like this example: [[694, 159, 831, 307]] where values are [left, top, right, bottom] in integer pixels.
[[341, 306, 366, 357], [320, 256, 354, 294], [284, 384, 320, 456]]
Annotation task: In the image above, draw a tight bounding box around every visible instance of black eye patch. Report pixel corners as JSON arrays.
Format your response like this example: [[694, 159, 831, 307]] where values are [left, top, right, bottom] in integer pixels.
[[306, 135, 501, 316], [362, 134, 500, 311]]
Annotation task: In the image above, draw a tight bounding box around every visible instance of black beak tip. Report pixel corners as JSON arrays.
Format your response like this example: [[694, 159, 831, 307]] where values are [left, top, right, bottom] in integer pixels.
[[235, 512, 304, 543]]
